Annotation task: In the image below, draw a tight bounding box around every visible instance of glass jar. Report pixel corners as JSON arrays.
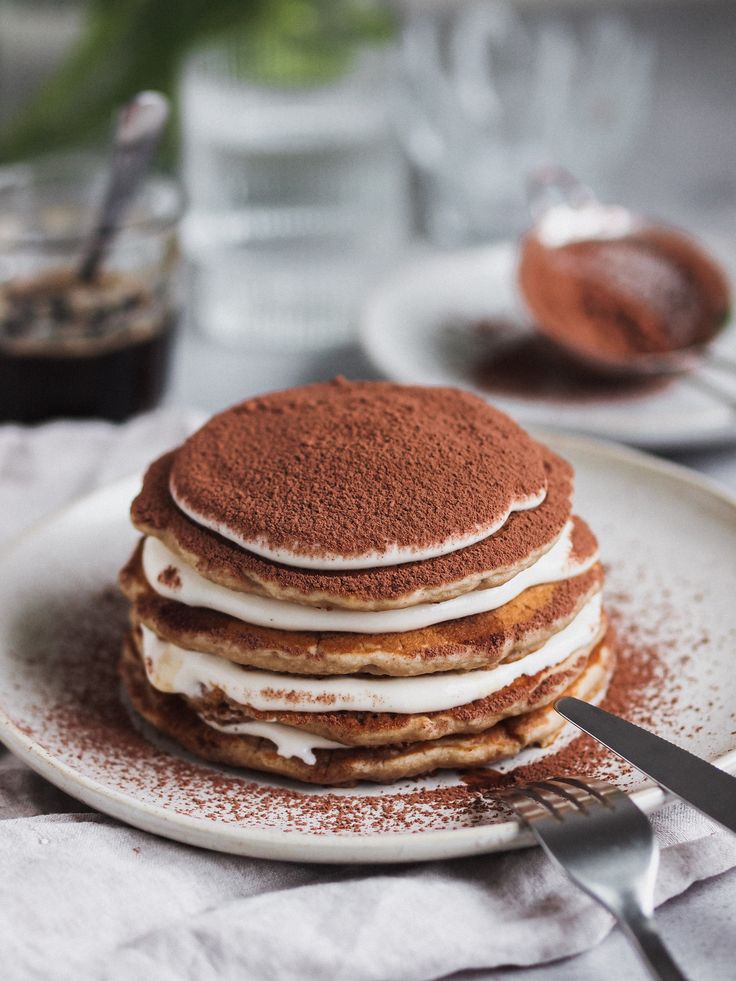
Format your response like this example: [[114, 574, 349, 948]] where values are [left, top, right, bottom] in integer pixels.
[[0, 156, 182, 423]]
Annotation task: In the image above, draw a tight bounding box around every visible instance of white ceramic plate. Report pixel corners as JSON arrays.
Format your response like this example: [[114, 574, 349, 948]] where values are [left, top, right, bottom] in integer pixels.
[[361, 242, 736, 451], [1, 435, 735, 863]]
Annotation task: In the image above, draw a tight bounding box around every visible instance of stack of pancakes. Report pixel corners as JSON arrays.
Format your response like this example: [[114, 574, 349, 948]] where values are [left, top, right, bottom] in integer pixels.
[[119, 380, 614, 785]]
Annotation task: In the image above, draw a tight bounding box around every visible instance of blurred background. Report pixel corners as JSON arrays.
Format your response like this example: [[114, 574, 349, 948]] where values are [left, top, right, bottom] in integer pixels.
[[0, 0, 733, 420]]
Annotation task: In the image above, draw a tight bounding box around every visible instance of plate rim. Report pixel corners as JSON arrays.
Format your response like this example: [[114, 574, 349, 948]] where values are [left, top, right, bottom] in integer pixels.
[[1, 436, 736, 863]]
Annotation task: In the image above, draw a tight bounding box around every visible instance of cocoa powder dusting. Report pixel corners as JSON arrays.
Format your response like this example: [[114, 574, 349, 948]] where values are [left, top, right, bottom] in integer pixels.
[[169, 380, 548, 559], [157, 565, 181, 590], [518, 226, 730, 364], [469, 327, 672, 404]]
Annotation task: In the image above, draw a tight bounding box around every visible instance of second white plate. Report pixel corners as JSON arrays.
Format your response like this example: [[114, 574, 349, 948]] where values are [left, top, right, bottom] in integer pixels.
[[361, 242, 736, 450]]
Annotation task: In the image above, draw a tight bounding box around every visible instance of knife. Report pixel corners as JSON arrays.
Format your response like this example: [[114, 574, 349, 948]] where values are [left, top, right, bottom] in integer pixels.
[[556, 696, 736, 836]]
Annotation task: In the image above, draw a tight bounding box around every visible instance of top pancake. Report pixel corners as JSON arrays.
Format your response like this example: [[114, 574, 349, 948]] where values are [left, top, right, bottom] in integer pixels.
[[133, 445, 575, 611], [169, 380, 548, 569]]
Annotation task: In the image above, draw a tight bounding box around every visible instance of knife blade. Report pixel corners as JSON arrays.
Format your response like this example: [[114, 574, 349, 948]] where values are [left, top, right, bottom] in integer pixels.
[[556, 696, 736, 836]]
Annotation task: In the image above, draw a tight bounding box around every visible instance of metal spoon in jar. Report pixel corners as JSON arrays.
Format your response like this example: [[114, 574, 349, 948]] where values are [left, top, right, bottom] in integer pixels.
[[78, 91, 170, 283], [517, 165, 735, 408]]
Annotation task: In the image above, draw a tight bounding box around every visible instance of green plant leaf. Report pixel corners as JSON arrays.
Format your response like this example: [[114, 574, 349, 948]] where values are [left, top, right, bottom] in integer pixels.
[[0, 0, 395, 163]]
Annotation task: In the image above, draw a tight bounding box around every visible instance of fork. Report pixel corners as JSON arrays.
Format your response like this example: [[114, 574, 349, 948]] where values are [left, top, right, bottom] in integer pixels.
[[499, 777, 687, 981]]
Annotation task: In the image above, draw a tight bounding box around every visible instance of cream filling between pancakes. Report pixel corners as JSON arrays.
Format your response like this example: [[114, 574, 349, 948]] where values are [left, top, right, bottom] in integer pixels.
[[141, 593, 602, 715], [169, 482, 547, 571], [197, 718, 347, 764], [142, 519, 594, 634]]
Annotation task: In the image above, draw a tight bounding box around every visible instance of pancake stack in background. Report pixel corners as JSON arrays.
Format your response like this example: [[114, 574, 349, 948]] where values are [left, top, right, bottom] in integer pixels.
[[119, 379, 614, 785]]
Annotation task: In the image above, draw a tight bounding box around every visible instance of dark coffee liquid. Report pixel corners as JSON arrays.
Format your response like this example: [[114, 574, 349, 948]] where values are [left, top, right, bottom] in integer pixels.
[[0, 317, 176, 423], [0, 267, 176, 423]]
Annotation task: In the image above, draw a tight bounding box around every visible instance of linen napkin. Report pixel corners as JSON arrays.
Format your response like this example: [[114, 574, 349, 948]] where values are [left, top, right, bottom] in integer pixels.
[[1, 410, 735, 981]]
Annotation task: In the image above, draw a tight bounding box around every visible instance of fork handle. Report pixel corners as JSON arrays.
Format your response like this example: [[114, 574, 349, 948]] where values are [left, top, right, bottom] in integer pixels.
[[618, 911, 688, 981]]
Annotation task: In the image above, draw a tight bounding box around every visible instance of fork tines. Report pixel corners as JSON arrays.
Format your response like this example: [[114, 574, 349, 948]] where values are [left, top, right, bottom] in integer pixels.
[[500, 776, 621, 822]]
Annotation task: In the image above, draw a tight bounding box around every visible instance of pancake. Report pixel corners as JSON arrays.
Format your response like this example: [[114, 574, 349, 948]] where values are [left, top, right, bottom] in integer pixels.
[[131, 445, 575, 611], [121, 541, 603, 676], [117, 380, 615, 788], [126, 612, 606, 746], [169, 380, 548, 569], [120, 633, 615, 785]]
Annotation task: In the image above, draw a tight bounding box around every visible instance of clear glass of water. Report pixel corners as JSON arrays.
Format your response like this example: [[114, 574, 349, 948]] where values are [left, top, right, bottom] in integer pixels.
[[397, 1, 655, 245], [179, 44, 410, 350]]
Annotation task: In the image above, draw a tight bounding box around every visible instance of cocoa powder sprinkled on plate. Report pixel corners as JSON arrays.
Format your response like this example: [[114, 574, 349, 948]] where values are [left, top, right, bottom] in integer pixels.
[[8, 573, 720, 839]]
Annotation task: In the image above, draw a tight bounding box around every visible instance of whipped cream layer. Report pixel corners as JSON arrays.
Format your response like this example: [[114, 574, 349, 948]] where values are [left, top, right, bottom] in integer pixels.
[[199, 717, 347, 764], [141, 593, 602, 715], [170, 485, 547, 571], [143, 520, 595, 635]]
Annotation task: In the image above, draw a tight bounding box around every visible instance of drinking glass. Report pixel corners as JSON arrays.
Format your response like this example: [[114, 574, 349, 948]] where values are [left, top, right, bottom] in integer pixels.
[[397, 1, 655, 244], [179, 44, 410, 350]]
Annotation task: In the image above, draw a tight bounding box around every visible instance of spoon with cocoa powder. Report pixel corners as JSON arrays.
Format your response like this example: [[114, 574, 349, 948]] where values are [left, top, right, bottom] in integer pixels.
[[517, 167, 734, 403]]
